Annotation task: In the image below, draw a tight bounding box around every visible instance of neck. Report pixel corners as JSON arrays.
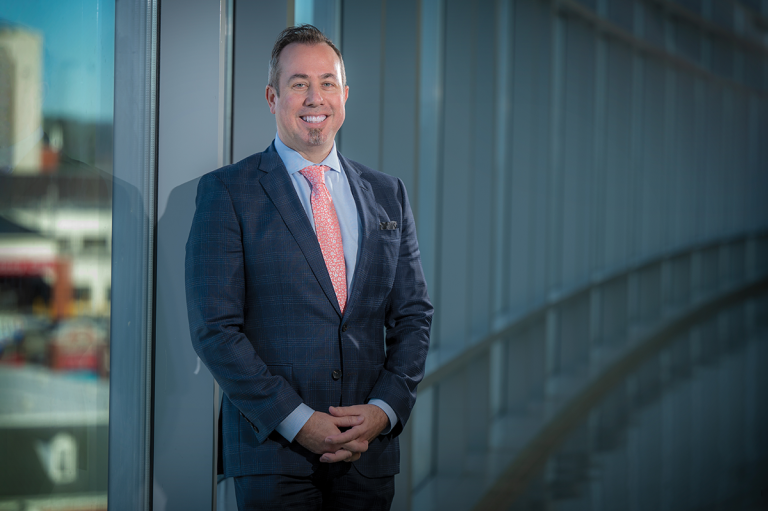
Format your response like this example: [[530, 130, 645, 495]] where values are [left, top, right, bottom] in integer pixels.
[[297, 146, 333, 164]]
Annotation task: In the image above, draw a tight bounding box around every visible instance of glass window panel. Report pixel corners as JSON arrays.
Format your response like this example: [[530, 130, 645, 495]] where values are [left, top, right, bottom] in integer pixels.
[[675, 0, 702, 15], [0, 1, 113, 508], [744, 50, 762, 91], [411, 385, 435, 489], [607, 0, 634, 33], [293, 0, 341, 50], [642, 1, 666, 49], [294, 0, 315, 25], [712, 37, 734, 79], [674, 18, 701, 64], [710, 1, 734, 31], [572, 0, 596, 12], [416, 0, 443, 328]]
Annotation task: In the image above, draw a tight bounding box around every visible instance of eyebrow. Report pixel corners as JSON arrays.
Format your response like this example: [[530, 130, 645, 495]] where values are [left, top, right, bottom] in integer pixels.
[[287, 73, 339, 82]]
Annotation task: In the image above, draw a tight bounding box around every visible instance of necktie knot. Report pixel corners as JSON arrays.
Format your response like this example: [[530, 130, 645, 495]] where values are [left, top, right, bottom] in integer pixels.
[[300, 165, 330, 188]]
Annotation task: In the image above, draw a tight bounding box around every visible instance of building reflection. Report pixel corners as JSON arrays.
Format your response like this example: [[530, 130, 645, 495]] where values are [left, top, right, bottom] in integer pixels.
[[0, 15, 111, 510]]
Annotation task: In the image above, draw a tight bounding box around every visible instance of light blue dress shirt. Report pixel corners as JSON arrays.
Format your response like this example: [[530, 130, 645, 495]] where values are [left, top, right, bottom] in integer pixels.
[[273, 134, 398, 442]]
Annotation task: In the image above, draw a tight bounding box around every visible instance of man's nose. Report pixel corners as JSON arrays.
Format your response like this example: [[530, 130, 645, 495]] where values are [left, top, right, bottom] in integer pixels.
[[305, 84, 324, 105]]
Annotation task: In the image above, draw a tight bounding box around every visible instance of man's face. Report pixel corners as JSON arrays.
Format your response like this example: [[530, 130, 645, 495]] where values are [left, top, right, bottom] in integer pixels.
[[266, 42, 349, 163]]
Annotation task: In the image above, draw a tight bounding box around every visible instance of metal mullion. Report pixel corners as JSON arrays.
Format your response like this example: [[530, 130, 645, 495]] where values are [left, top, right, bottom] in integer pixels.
[[109, 0, 159, 509]]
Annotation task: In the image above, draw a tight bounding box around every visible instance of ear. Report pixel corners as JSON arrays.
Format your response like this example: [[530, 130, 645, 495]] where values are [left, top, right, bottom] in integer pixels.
[[343, 85, 349, 104], [265, 85, 278, 114]]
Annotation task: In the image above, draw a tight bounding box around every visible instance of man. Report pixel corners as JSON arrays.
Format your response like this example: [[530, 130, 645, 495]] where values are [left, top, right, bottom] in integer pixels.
[[185, 25, 432, 510]]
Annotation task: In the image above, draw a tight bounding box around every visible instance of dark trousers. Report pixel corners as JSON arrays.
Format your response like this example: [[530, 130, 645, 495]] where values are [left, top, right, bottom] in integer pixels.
[[234, 463, 395, 511]]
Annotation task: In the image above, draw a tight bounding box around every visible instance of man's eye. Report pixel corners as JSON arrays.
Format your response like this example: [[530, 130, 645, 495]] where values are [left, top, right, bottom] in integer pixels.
[[294, 83, 307, 89]]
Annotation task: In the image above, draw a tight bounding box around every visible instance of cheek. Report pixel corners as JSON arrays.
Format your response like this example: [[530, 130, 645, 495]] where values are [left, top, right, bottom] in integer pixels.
[[278, 108, 296, 126], [277, 98, 299, 118]]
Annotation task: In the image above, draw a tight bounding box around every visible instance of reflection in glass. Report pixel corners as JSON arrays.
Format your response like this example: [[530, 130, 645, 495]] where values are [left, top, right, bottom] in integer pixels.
[[0, 1, 113, 508]]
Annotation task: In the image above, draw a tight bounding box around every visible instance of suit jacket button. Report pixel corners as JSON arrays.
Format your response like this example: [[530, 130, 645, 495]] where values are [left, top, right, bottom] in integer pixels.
[[341, 324, 348, 332], [332, 369, 342, 381]]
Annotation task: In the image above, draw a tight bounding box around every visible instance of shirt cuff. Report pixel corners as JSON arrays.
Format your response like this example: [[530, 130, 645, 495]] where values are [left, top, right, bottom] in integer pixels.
[[368, 399, 398, 435], [275, 403, 314, 443]]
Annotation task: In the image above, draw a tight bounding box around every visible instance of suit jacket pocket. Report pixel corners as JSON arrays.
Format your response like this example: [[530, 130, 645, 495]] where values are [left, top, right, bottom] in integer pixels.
[[377, 229, 401, 242]]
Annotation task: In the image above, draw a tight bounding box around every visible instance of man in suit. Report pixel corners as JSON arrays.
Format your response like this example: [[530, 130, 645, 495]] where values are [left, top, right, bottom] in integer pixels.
[[185, 25, 432, 510]]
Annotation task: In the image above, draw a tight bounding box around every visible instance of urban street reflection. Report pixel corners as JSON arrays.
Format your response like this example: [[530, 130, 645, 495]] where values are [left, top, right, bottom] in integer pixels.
[[508, 297, 768, 511], [0, 2, 113, 509]]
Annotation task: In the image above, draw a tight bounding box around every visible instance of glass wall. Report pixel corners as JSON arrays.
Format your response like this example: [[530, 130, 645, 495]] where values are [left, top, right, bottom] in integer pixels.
[[331, 0, 768, 509], [0, 1, 114, 509]]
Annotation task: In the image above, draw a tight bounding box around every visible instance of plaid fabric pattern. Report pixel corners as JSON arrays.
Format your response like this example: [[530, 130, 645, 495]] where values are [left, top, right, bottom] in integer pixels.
[[185, 143, 432, 479]]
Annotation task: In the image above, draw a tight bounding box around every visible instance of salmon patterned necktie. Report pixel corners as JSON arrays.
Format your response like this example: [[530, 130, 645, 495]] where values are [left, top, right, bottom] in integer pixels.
[[300, 165, 347, 313]]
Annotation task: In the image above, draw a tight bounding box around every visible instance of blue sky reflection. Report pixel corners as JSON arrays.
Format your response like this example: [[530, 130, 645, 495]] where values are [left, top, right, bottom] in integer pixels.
[[0, 0, 114, 122]]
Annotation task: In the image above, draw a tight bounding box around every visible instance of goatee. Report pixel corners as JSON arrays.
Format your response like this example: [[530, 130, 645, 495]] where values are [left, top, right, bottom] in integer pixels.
[[308, 128, 326, 146]]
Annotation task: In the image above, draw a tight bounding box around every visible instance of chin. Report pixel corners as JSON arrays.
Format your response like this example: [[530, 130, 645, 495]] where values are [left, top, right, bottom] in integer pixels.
[[308, 128, 327, 146]]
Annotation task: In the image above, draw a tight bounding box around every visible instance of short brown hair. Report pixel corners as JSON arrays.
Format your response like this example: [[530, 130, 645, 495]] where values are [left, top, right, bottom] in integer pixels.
[[268, 24, 346, 95]]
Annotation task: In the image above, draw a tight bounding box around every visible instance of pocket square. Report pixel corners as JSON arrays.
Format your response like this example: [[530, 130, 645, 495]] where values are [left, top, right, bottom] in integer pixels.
[[379, 221, 398, 230]]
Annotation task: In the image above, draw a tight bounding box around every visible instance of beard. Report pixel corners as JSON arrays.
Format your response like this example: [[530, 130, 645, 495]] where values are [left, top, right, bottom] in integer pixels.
[[307, 128, 327, 146]]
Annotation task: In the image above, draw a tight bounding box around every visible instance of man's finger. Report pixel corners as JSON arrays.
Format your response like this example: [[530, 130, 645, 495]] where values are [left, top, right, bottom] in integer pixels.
[[325, 426, 363, 445], [344, 452, 362, 463], [333, 439, 368, 454], [328, 405, 365, 417], [329, 414, 364, 428], [324, 428, 369, 453], [343, 439, 368, 453], [320, 449, 353, 463]]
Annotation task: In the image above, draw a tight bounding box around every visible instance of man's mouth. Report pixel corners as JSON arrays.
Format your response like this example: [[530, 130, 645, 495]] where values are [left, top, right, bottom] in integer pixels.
[[301, 115, 327, 124]]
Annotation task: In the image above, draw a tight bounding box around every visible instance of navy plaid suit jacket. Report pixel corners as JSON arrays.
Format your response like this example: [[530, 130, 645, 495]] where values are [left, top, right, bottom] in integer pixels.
[[185, 142, 432, 478]]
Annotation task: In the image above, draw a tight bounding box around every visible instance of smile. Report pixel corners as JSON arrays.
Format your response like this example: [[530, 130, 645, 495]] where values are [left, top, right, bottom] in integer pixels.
[[301, 115, 327, 123]]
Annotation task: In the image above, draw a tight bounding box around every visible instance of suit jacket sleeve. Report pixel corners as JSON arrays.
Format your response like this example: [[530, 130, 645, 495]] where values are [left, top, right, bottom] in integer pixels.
[[185, 172, 304, 443], [367, 178, 433, 437]]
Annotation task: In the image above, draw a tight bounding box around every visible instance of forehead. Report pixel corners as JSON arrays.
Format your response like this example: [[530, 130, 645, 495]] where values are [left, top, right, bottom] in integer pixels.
[[279, 43, 342, 79]]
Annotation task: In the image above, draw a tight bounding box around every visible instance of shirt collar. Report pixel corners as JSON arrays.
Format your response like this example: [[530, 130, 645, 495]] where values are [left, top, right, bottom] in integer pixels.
[[274, 133, 342, 176]]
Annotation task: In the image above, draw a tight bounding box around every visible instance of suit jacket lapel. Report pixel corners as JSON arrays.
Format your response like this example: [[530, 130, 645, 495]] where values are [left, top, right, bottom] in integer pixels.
[[341, 154, 378, 319], [258, 145, 343, 317]]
